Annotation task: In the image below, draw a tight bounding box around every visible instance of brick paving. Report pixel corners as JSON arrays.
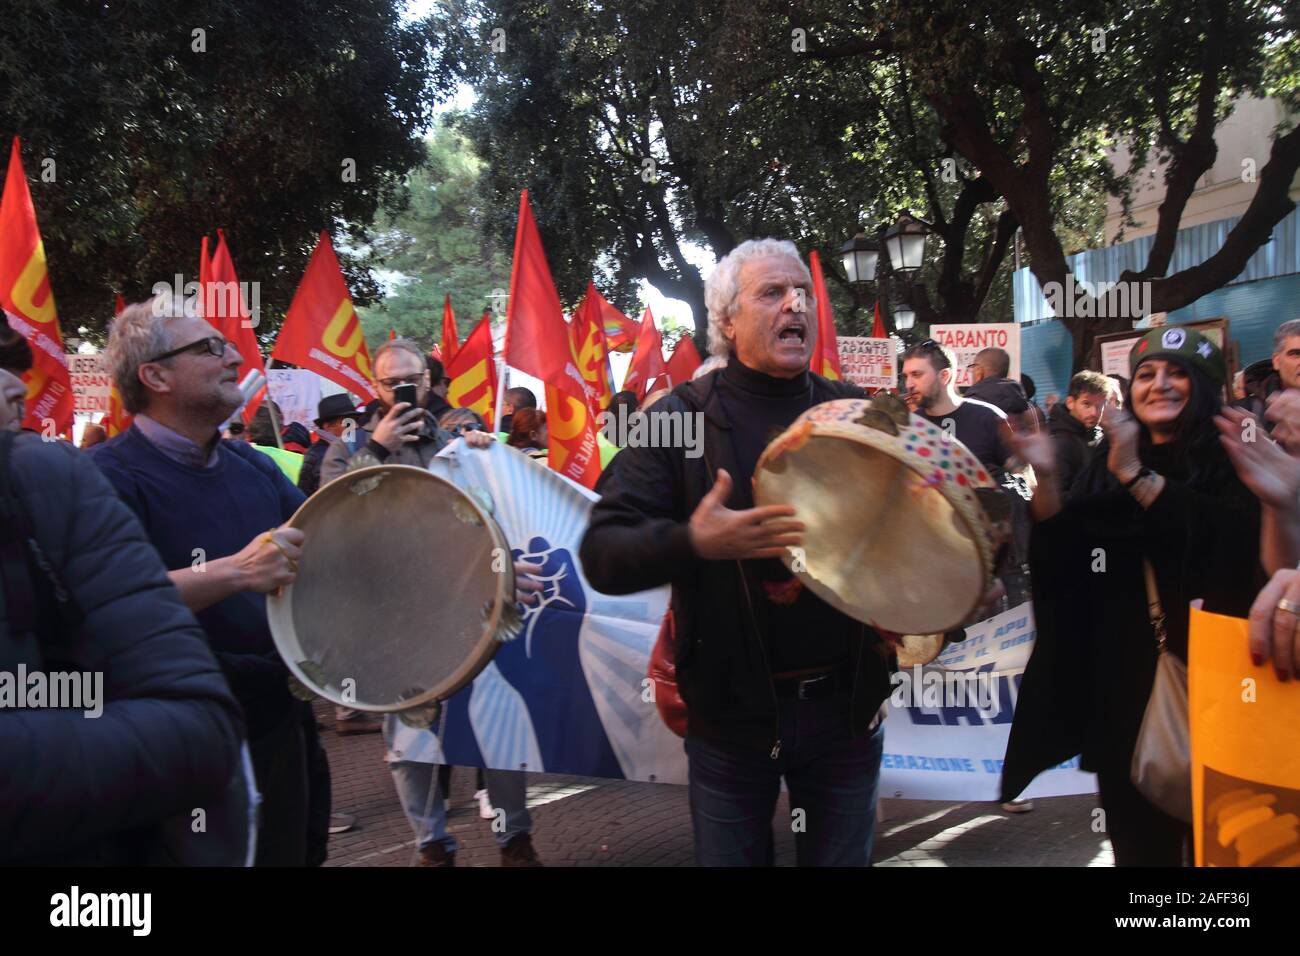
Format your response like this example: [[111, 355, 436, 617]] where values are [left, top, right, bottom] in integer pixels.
[[318, 704, 1113, 868]]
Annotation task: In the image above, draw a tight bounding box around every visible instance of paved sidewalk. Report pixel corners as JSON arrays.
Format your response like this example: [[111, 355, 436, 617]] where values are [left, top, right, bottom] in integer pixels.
[[319, 708, 1113, 868]]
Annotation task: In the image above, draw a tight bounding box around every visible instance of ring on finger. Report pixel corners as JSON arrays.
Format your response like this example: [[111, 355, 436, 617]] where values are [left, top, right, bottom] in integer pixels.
[[1277, 597, 1300, 616]]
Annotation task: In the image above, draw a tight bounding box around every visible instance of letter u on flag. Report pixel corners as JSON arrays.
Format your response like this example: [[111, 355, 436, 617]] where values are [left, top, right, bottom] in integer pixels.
[[446, 313, 497, 429], [808, 250, 840, 381], [503, 190, 601, 488], [570, 281, 614, 418], [0, 137, 73, 434], [271, 232, 377, 402]]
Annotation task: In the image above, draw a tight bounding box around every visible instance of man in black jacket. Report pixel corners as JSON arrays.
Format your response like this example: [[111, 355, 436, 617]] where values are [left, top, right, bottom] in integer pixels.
[[1049, 370, 1109, 496], [580, 239, 892, 867], [0, 320, 247, 864]]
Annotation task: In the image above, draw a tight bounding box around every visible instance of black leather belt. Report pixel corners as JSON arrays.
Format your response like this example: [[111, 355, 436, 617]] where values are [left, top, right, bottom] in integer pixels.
[[772, 666, 851, 701]]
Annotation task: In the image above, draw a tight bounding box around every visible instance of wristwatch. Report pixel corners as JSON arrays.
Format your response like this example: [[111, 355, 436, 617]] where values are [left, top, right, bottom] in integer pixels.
[[1123, 467, 1152, 490]]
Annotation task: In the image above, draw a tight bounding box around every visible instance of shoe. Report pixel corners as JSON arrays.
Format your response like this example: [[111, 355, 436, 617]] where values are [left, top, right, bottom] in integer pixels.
[[328, 811, 356, 834], [500, 833, 543, 867], [1001, 800, 1034, 813], [475, 788, 495, 820], [418, 843, 456, 867], [336, 714, 384, 735]]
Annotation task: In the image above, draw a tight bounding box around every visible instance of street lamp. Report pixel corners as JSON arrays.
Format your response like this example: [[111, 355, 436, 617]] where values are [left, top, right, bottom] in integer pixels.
[[892, 304, 916, 332], [840, 233, 880, 287], [882, 213, 928, 275]]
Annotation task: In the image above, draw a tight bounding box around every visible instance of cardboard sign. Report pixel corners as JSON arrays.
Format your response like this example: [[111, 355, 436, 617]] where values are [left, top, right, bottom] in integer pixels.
[[930, 324, 1021, 389], [838, 336, 900, 390]]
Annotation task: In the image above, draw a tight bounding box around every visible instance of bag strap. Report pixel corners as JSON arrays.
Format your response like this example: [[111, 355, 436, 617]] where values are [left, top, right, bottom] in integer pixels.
[[1142, 558, 1168, 652]]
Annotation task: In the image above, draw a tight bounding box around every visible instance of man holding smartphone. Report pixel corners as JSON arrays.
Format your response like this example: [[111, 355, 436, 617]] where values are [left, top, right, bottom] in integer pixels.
[[320, 339, 450, 483]]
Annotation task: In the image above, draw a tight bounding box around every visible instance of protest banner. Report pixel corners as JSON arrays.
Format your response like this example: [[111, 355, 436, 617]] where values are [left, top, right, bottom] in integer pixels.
[[838, 336, 900, 390], [930, 323, 1021, 389]]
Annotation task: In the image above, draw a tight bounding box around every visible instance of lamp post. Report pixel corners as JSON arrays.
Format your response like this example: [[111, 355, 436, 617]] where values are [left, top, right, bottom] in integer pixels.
[[842, 214, 929, 339]]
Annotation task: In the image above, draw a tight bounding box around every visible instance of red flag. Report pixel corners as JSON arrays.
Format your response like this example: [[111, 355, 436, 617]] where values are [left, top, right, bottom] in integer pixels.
[[0, 137, 73, 435], [621, 308, 667, 400], [870, 301, 887, 339], [808, 250, 841, 381], [593, 287, 638, 353], [665, 335, 702, 387], [446, 313, 497, 429], [440, 295, 459, 365], [503, 190, 601, 488], [388, 328, 396, 341], [206, 230, 267, 418], [271, 231, 377, 402], [114, 294, 126, 317], [570, 281, 614, 417]]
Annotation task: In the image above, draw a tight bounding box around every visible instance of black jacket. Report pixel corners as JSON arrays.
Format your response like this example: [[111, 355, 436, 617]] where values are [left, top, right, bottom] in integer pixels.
[[0, 434, 244, 863], [965, 377, 1029, 415], [1047, 402, 1098, 496], [1001, 434, 1262, 800], [579, 369, 894, 755], [298, 437, 331, 496]]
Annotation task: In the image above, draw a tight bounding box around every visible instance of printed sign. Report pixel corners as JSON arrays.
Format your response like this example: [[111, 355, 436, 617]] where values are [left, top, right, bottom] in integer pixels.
[[838, 336, 900, 389], [930, 324, 1021, 389], [66, 354, 112, 415]]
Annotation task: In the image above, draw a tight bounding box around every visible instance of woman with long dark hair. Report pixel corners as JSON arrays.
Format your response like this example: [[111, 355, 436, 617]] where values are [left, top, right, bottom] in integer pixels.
[[1004, 327, 1279, 866]]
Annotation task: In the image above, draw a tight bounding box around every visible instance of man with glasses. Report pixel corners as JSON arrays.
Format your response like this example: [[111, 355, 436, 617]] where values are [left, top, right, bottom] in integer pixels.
[[92, 296, 321, 865], [319, 338, 452, 485]]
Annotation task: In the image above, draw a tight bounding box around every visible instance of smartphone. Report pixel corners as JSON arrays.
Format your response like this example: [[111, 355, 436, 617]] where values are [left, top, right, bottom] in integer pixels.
[[392, 383, 418, 410]]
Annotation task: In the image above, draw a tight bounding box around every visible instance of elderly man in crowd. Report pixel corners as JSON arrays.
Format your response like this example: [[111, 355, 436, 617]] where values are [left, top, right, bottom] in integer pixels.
[[581, 238, 897, 867], [91, 295, 323, 866]]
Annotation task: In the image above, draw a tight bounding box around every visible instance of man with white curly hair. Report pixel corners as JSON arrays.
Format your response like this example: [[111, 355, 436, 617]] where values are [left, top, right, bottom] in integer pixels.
[[581, 238, 892, 866]]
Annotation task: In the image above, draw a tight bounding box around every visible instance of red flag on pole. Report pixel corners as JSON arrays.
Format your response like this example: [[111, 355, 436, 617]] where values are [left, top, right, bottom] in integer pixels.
[[0, 137, 73, 435], [440, 295, 459, 365], [593, 287, 638, 353], [446, 313, 497, 429], [808, 250, 841, 381], [569, 281, 614, 418], [206, 230, 267, 419], [621, 308, 667, 400], [870, 301, 887, 339], [503, 190, 601, 488], [271, 232, 377, 402], [664, 335, 702, 387]]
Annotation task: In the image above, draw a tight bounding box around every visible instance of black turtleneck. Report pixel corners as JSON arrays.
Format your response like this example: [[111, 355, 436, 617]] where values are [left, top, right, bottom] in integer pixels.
[[716, 359, 853, 673], [717, 359, 814, 510]]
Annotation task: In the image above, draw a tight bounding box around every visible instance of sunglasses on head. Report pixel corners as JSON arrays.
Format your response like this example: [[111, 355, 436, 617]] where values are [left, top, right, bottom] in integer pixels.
[[447, 421, 485, 436], [911, 338, 952, 369]]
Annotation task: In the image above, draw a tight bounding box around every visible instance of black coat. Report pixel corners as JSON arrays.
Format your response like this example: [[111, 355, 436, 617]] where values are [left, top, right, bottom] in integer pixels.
[[579, 369, 894, 755], [1001, 433, 1262, 800], [1048, 402, 1099, 496], [0, 434, 244, 863]]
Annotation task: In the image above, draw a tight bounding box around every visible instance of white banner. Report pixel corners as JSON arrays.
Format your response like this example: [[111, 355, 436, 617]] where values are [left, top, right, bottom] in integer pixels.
[[267, 369, 322, 429], [879, 602, 1096, 800], [930, 323, 1021, 390], [66, 354, 112, 415], [838, 336, 900, 389]]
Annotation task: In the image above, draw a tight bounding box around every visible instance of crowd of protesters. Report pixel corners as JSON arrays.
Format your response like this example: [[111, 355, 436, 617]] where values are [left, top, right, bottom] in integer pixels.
[[2, 247, 1299, 868]]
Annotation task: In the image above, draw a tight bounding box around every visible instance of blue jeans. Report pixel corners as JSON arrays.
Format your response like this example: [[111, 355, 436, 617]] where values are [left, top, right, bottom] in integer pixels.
[[390, 763, 532, 851], [685, 696, 884, 867]]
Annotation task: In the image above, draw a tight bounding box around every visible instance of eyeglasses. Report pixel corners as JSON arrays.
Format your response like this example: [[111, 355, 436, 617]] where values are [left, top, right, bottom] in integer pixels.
[[146, 336, 231, 363], [447, 421, 485, 437], [377, 375, 424, 390]]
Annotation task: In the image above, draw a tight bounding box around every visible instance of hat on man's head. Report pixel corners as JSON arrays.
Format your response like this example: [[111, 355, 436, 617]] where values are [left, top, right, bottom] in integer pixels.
[[1129, 326, 1226, 386], [315, 393, 365, 425]]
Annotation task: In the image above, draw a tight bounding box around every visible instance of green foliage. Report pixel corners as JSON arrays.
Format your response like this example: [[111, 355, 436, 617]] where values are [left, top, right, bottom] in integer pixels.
[[0, 0, 444, 342], [358, 118, 512, 352]]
